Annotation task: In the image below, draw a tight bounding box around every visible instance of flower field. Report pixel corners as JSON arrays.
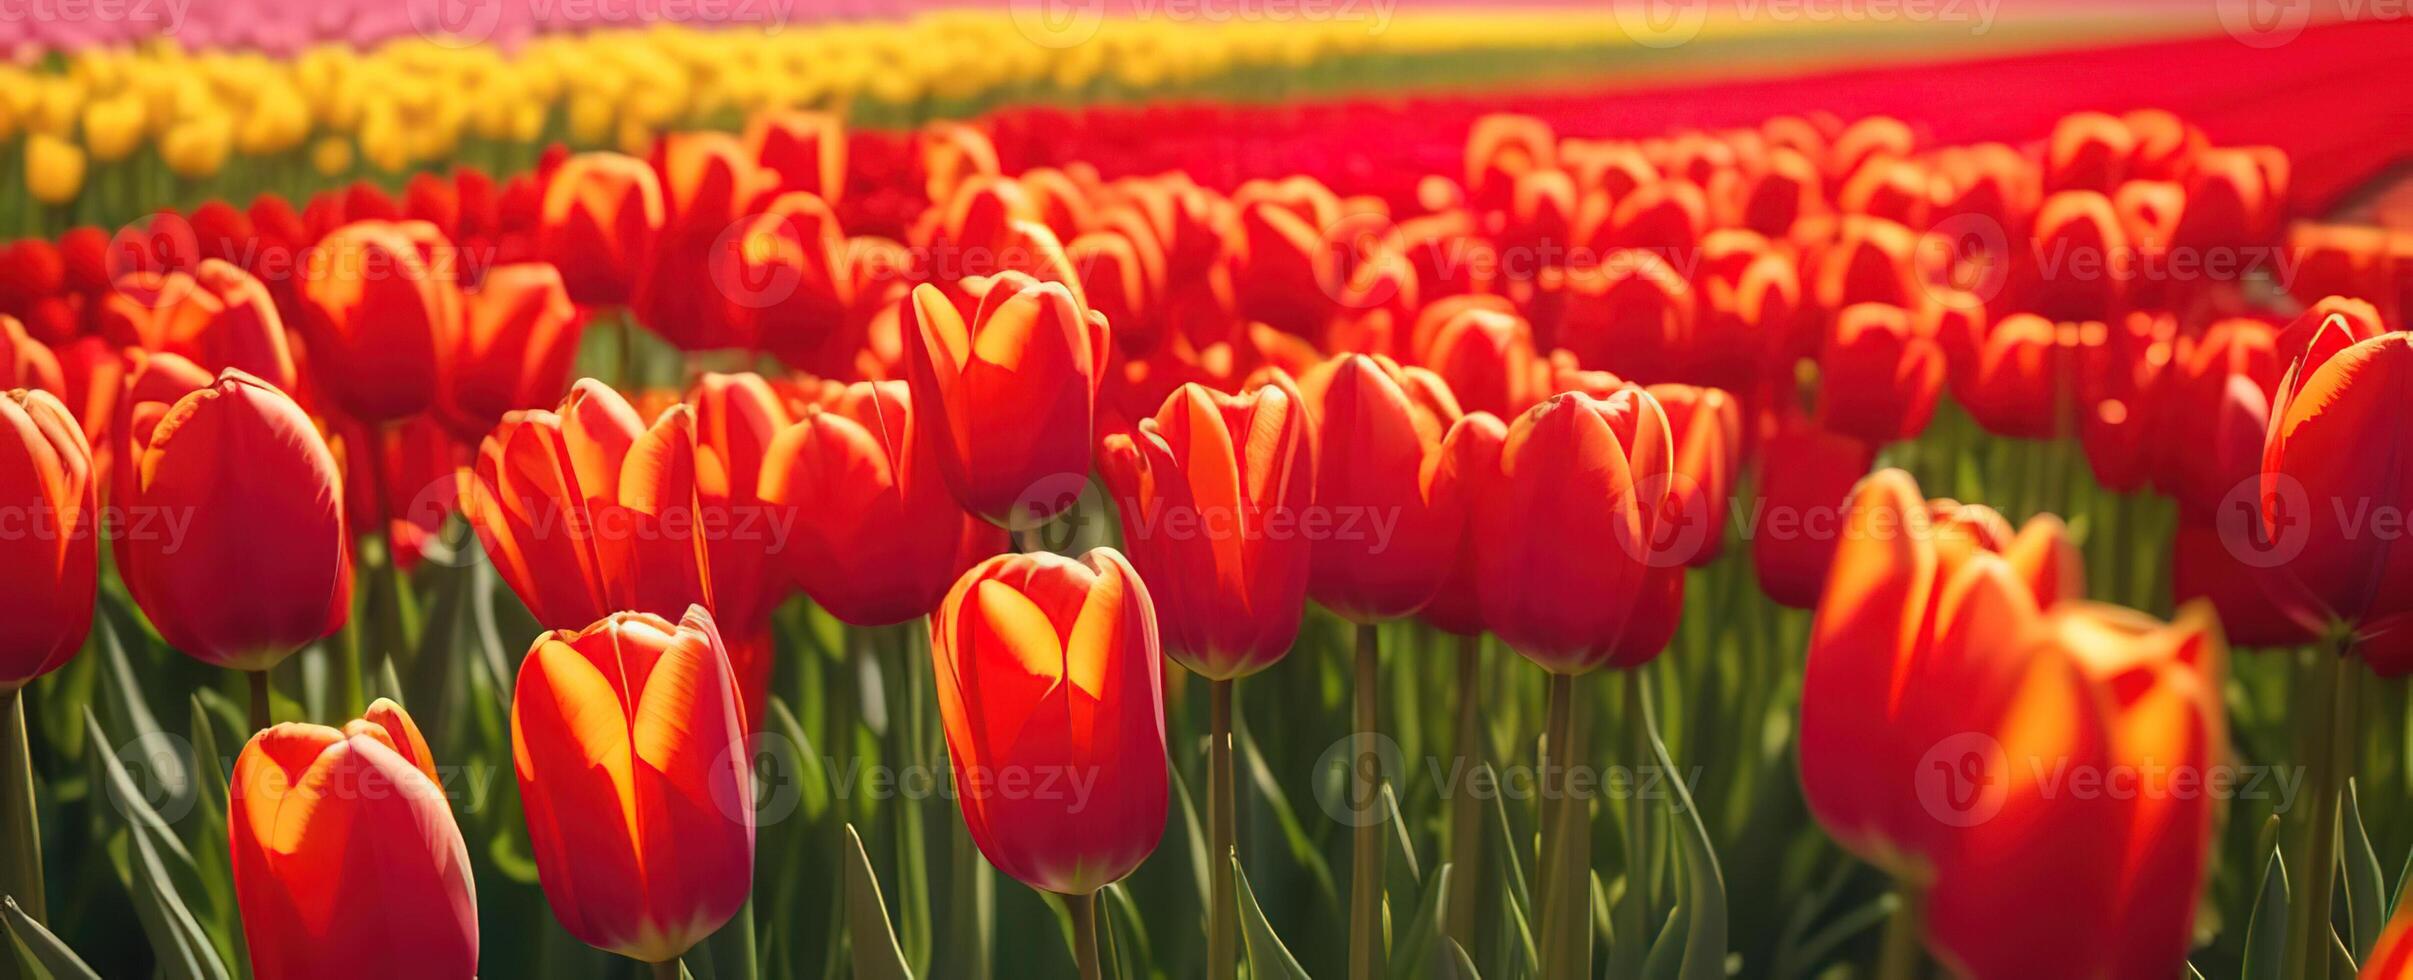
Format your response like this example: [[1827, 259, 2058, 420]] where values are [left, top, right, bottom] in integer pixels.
[[2, 7, 2413, 980]]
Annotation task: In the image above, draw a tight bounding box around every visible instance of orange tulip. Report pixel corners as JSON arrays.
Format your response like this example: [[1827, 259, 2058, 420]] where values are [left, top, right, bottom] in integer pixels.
[[1474, 387, 1674, 672], [437, 262, 586, 438], [747, 110, 848, 202], [1099, 377, 1315, 680], [1, 315, 62, 396], [0, 389, 95, 689], [930, 548, 1167, 896], [462, 380, 711, 633], [230, 699, 477, 980], [98, 261, 297, 393], [901, 273, 1110, 529], [539, 152, 666, 308], [1920, 602, 2225, 980], [1421, 411, 1508, 638], [739, 192, 853, 373], [512, 606, 753, 964], [118, 370, 350, 670], [2373, 907, 2413, 979], [2260, 319, 2413, 645], [1799, 470, 2081, 865], [759, 379, 1004, 627], [300, 221, 458, 423], [1296, 353, 1472, 623]]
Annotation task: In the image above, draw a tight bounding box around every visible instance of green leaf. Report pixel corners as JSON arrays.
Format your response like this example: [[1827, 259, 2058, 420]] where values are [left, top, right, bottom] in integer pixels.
[[1235, 719, 1340, 913], [843, 823, 915, 980], [1382, 783, 1423, 901], [84, 709, 228, 980], [1438, 937, 1483, 980], [4, 895, 102, 980], [2242, 845, 2289, 980], [1232, 853, 1311, 980], [700, 896, 758, 980], [2345, 780, 2385, 960], [1385, 862, 1453, 980], [1640, 684, 1725, 980], [1481, 763, 1537, 978], [184, 694, 245, 976], [1102, 883, 1153, 980], [1640, 902, 1688, 980]]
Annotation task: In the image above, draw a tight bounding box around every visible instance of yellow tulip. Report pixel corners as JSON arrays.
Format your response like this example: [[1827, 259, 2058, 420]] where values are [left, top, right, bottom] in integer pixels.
[[82, 93, 147, 164], [161, 114, 234, 180], [311, 136, 354, 177], [26, 133, 86, 207]]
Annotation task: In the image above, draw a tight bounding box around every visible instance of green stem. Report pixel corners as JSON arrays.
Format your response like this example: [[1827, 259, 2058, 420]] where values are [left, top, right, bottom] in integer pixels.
[[1, 688, 41, 925], [649, 957, 683, 980], [1876, 885, 1923, 980], [1208, 678, 1238, 980], [1349, 622, 1384, 980], [1540, 671, 1592, 980], [1067, 890, 1102, 980], [1444, 634, 1485, 954], [2290, 642, 2360, 980], [248, 670, 272, 733]]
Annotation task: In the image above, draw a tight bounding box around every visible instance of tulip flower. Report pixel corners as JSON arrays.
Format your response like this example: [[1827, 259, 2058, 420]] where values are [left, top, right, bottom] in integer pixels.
[[1099, 378, 1314, 680], [462, 379, 711, 636], [1817, 302, 1945, 445], [1296, 353, 1471, 623], [118, 370, 351, 675], [1648, 383, 1742, 568], [0, 388, 95, 690], [1476, 387, 1676, 672], [98, 261, 299, 394], [299, 221, 458, 422], [2030, 191, 2129, 323], [340, 414, 469, 577], [747, 110, 848, 202], [689, 372, 798, 724], [1, 315, 61, 397], [2259, 320, 2413, 638], [633, 133, 779, 350], [538, 152, 665, 308], [1919, 602, 2225, 980], [1751, 412, 1877, 609], [930, 549, 1166, 978], [437, 262, 586, 438], [901, 273, 1110, 529], [738, 191, 853, 373], [512, 606, 753, 967], [759, 379, 1005, 628], [230, 699, 478, 980]]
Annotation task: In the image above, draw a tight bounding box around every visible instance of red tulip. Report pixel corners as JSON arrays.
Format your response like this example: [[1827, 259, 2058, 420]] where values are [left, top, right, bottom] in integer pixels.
[[2029, 191, 2128, 323], [1817, 302, 1944, 444], [2044, 111, 2133, 192], [2172, 518, 2313, 648], [300, 221, 458, 422], [1, 315, 61, 397], [231, 699, 477, 980], [748, 110, 848, 201], [0, 389, 95, 689], [462, 380, 710, 633], [1475, 387, 1675, 672], [759, 379, 1003, 627], [2259, 319, 2413, 646], [340, 414, 470, 576], [1421, 411, 1508, 637], [902, 273, 1110, 528], [1100, 377, 1315, 680], [634, 133, 778, 350], [1296, 353, 1471, 622], [1647, 383, 1742, 568], [539, 153, 665, 308], [98, 261, 298, 393], [437, 262, 585, 438], [930, 548, 1167, 895], [1750, 412, 1876, 609], [118, 370, 351, 670], [512, 606, 753, 963]]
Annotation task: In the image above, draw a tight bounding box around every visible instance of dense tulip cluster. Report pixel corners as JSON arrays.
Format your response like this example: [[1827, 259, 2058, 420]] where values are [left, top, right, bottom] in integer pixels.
[[7, 40, 2413, 978]]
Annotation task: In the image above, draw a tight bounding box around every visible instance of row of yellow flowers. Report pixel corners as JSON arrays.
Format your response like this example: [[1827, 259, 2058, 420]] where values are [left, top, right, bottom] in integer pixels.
[[7, 12, 1638, 208]]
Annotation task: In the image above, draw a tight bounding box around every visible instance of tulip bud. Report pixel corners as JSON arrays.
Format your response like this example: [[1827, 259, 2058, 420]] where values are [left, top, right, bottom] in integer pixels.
[[1647, 383, 1743, 568], [2260, 322, 2413, 641], [1296, 353, 1469, 622], [512, 606, 753, 963], [1750, 412, 1875, 609], [1100, 378, 1315, 680], [760, 379, 1005, 627], [538, 153, 665, 308], [463, 380, 710, 633], [119, 370, 350, 671], [1817, 302, 1945, 444], [437, 262, 585, 438], [231, 699, 478, 980], [902, 274, 1109, 529], [300, 221, 457, 422], [0, 389, 95, 689], [1476, 387, 1674, 672], [930, 548, 1167, 895]]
